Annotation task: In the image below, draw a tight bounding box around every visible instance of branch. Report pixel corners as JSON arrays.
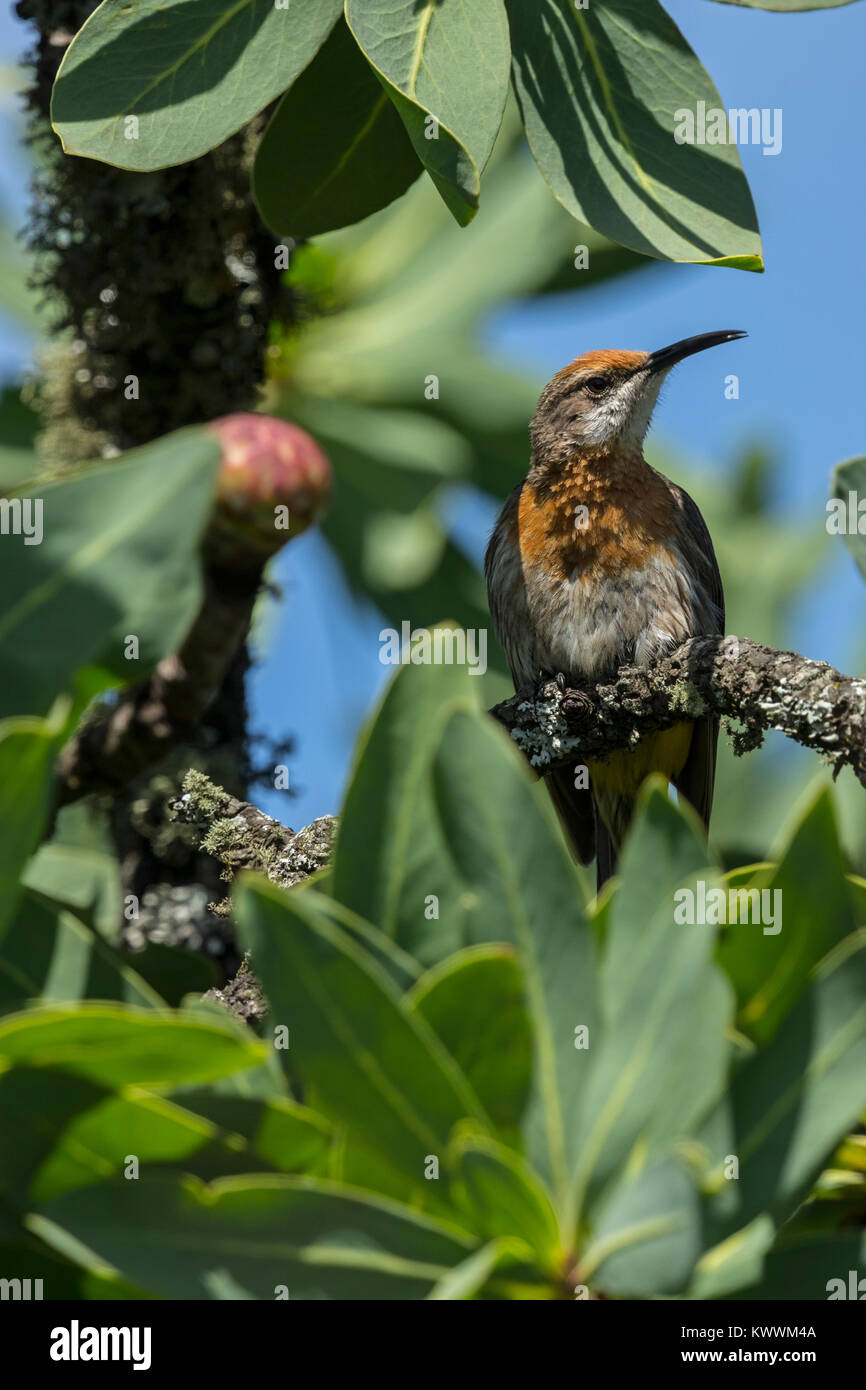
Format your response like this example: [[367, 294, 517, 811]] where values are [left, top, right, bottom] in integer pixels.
[[170, 770, 336, 1026], [168, 769, 336, 893], [489, 636, 866, 786], [54, 565, 259, 806]]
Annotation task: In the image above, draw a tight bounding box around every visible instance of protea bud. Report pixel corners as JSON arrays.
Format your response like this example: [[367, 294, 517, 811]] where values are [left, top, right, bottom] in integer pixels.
[[205, 412, 331, 571]]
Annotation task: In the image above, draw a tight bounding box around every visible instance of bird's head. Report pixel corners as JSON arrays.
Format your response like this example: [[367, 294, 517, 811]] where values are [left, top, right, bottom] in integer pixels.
[[530, 330, 747, 460]]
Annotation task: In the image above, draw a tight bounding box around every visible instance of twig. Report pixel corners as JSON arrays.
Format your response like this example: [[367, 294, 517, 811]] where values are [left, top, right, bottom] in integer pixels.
[[489, 636, 866, 785], [54, 566, 258, 806]]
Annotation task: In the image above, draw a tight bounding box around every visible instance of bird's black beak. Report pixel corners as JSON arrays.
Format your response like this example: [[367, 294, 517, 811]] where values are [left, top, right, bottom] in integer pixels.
[[647, 329, 747, 374]]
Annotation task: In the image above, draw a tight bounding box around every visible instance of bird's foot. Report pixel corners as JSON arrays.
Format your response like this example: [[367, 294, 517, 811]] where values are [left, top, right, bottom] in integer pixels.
[[535, 668, 569, 695]]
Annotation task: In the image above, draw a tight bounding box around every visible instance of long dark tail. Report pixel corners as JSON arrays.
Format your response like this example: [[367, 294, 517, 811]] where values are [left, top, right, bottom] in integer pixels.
[[544, 766, 631, 892], [594, 817, 617, 891], [593, 794, 634, 892]]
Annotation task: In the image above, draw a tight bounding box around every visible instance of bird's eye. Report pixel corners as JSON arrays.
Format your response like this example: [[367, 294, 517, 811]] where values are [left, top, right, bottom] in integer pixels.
[[584, 375, 608, 395]]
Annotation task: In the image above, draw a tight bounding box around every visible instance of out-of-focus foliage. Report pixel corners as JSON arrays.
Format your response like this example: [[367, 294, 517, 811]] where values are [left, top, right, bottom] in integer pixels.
[[3, 660, 864, 1299]]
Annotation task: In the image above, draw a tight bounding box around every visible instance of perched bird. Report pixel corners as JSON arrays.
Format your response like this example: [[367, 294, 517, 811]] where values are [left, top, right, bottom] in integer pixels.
[[485, 330, 745, 888]]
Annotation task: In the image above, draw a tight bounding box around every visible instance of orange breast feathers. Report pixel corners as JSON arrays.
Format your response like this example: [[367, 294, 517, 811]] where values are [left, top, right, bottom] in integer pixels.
[[516, 456, 679, 581]]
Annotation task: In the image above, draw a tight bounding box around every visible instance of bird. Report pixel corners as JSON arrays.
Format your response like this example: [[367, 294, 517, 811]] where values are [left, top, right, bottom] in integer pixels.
[[485, 330, 745, 889]]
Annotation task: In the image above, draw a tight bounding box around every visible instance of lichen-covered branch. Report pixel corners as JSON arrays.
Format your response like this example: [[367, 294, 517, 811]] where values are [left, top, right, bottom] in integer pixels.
[[53, 566, 259, 807], [169, 769, 336, 893], [170, 770, 336, 1024], [490, 636, 866, 785]]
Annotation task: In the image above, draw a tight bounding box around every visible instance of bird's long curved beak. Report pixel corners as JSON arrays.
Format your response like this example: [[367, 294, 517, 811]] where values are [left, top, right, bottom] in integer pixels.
[[648, 329, 747, 374]]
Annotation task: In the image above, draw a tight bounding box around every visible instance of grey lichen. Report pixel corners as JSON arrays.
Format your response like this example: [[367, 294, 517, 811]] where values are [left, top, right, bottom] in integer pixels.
[[170, 768, 336, 898], [491, 636, 866, 785]]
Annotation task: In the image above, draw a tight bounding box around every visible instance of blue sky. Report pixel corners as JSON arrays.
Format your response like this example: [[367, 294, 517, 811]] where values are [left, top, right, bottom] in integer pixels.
[[0, 1, 864, 831]]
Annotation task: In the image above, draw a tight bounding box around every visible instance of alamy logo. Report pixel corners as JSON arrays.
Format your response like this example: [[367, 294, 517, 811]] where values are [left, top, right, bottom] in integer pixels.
[[49, 1320, 152, 1371], [674, 881, 782, 935], [674, 102, 782, 157], [826, 1270, 866, 1300], [379, 622, 487, 675], [0, 1277, 42, 1299], [0, 497, 43, 545]]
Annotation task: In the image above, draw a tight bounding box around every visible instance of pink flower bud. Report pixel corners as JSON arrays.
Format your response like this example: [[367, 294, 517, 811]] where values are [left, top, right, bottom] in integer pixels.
[[205, 413, 331, 569]]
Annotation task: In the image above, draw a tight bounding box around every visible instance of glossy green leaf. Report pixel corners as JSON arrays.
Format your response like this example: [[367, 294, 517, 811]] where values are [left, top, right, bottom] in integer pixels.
[[506, 0, 763, 267], [168, 1090, 333, 1176], [830, 457, 866, 582], [331, 663, 598, 1207], [253, 20, 422, 238], [51, 0, 343, 171], [408, 947, 532, 1137], [0, 1236, 151, 1300], [29, 1089, 331, 1204], [0, 1067, 109, 1209], [717, 787, 856, 1043], [582, 1158, 701, 1297], [120, 944, 217, 1006], [452, 1134, 560, 1267], [0, 706, 71, 941], [687, 1215, 775, 1299], [331, 656, 476, 943], [745, 1231, 866, 1301], [0, 1003, 264, 1088], [345, 0, 511, 224], [572, 785, 731, 1220], [234, 876, 488, 1189], [0, 428, 220, 719], [35, 1173, 474, 1299], [699, 937, 866, 1243], [428, 1236, 522, 1300], [0, 447, 38, 494], [21, 842, 121, 939], [0, 894, 164, 1013]]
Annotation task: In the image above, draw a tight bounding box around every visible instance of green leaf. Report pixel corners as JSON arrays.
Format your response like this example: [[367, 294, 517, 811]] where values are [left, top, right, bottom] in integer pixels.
[[35, 1173, 474, 1300], [29, 1090, 332, 1204], [234, 876, 489, 1189], [345, 0, 511, 225], [22, 842, 121, 938], [0, 447, 38, 494], [330, 664, 597, 1207], [581, 1158, 701, 1297], [0, 428, 220, 719], [717, 787, 857, 1043], [746, 1231, 866, 1301], [0, 894, 165, 1013], [0, 1236, 151, 1300], [253, 20, 422, 238], [0, 1003, 264, 1088], [452, 1134, 560, 1269], [830, 457, 866, 582], [572, 786, 731, 1220], [506, 0, 763, 267], [408, 947, 532, 1138], [0, 1066, 109, 1209], [331, 656, 475, 944], [27, 1092, 224, 1204], [687, 1216, 775, 1299], [51, 0, 343, 171], [428, 1236, 522, 1300], [168, 1090, 333, 1176], [699, 936, 866, 1243], [0, 705, 72, 941], [119, 944, 217, 1006]]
